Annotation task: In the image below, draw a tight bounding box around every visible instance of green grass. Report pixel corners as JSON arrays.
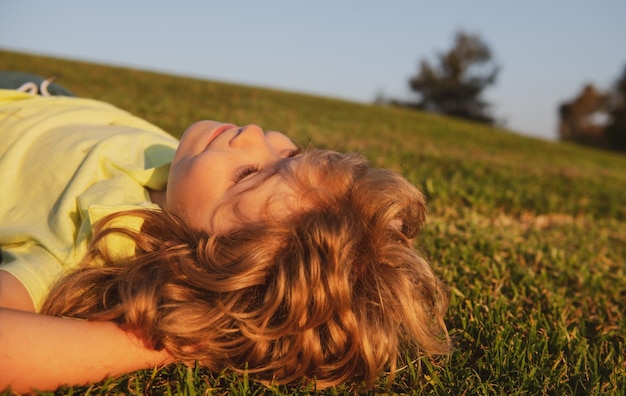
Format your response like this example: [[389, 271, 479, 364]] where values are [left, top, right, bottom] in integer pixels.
[[2, 50, 625, 395]]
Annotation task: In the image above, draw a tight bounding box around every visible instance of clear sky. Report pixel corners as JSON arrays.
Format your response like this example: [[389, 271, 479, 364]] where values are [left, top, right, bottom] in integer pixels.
[[1, 1, 624, 140]]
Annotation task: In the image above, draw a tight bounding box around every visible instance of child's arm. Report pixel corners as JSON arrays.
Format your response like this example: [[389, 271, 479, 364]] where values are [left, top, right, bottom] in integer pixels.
[[0, 270, 36, 312], [0, 308, 172, 393], [0, 271, 173, 394]]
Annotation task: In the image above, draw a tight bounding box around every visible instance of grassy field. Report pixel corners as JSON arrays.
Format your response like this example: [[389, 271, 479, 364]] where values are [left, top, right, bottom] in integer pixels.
[[1, 50, 625, 395]]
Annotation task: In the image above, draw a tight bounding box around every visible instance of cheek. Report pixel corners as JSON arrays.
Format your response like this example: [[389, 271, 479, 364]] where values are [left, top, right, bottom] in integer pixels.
[[167, 161, 228, 228], [166, 164, 201, 212], [164, 180, 188, 217]]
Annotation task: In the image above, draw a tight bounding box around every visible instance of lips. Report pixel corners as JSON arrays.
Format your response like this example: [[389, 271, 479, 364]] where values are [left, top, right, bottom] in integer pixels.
[[204, 124, 235, 149]]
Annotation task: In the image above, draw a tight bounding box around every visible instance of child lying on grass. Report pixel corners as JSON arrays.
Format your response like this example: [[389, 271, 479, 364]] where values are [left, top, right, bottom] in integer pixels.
[[0, 83, 450, 393]]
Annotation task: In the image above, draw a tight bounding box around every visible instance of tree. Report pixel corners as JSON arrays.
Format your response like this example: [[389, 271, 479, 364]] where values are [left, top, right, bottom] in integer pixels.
[[557, 64, 626, 153], [407, 31, 499, 124], [605, 65, 626, 151], [557, 84, 610, 146]]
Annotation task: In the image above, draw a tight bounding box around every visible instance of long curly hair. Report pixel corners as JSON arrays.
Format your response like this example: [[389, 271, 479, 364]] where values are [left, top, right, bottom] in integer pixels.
[[42, 149, 450, 389]]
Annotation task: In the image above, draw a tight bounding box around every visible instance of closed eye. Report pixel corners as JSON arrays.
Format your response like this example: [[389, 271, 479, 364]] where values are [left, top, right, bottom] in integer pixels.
[[234, 147, 301, 184], [287, 147, 302, 158], [233, 165, 260, 183]]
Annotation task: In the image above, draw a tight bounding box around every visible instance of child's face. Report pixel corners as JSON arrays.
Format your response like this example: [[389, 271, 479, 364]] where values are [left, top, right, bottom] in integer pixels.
[[165, 121, 303, 233]]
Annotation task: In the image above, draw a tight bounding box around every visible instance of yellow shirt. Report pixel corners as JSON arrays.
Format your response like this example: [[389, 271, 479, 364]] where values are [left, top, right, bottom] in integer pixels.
[[0, 90, 178, 310]]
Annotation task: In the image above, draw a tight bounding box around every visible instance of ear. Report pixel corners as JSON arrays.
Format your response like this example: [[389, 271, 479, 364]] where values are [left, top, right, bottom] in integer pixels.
[[389, 217, 419, 245], [389, 218, 403, 233]]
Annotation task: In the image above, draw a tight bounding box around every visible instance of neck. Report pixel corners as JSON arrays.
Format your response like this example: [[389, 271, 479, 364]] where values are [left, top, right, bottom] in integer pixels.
[[148, 188, 167, 208]]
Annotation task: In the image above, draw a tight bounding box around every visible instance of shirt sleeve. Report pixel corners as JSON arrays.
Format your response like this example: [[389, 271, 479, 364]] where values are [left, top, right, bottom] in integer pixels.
[[0, 244, 64, 311]]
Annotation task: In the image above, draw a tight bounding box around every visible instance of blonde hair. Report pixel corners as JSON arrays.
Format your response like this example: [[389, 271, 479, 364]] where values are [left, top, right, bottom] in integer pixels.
[[42, 149, 450, 389]]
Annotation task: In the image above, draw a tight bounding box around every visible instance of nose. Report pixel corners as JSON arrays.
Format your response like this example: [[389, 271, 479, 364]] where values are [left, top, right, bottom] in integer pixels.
[[229, 124, 265, 148]]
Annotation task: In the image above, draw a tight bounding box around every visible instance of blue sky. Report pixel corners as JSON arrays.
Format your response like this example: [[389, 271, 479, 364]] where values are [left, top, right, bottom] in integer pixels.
[[1, 1, 624, 140]]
